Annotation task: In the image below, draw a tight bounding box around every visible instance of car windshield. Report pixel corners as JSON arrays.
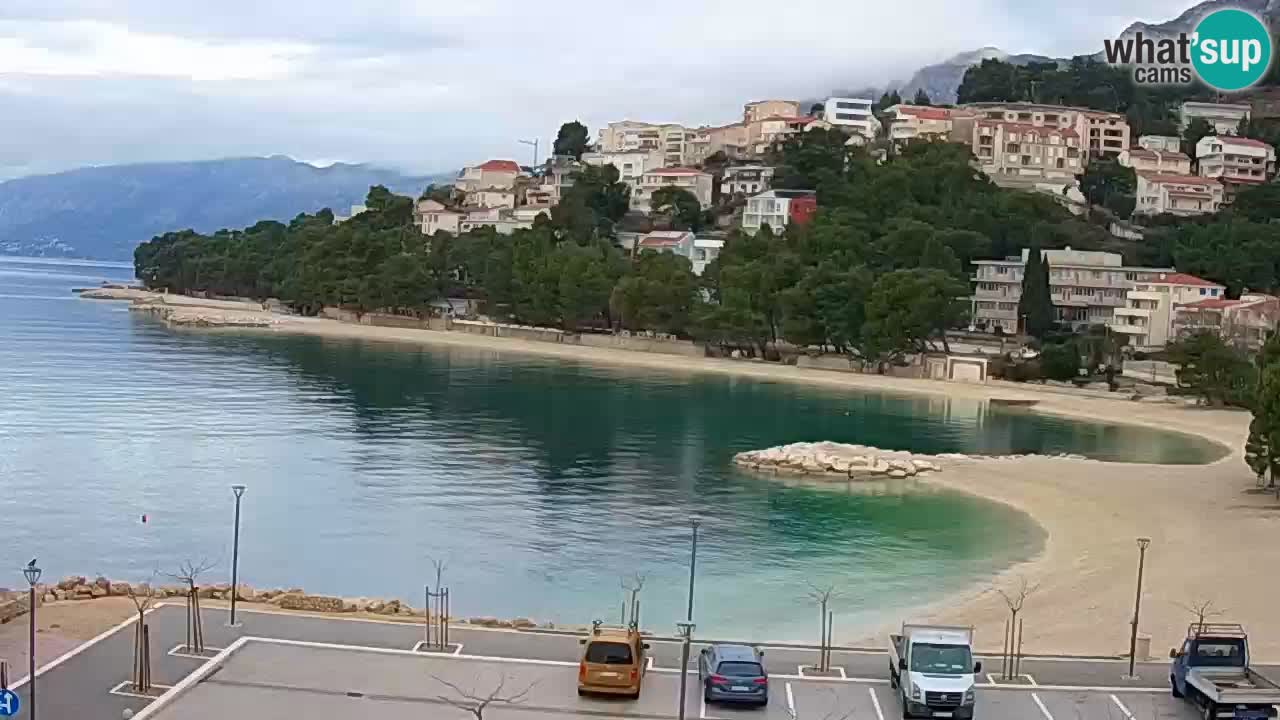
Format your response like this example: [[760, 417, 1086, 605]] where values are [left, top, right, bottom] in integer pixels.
[[910, 643, 973, 674], [585, 641, 633, 665], [717, 661, 764, 677], [1193, 639, 1246, 667]]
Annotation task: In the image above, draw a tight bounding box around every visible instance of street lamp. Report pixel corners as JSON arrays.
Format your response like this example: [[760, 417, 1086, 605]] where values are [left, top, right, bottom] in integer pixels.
[[518, 138, 540, 168], [23, 560, 41, 720], [1127, 537, 1152, 678], [675, 621, 696, 720], [685, 517, 699, 622], [229, 485, 247, 627]]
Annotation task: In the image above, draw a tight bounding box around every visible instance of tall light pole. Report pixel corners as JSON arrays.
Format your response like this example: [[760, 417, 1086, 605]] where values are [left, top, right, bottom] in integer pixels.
[[685, 518, 699, 622], [229, 485, 247, 627], [675, 621, 696, 720], [1128, 537, 1152, 678], [23, 560, 41, 720], [518, 138, 540, 168]]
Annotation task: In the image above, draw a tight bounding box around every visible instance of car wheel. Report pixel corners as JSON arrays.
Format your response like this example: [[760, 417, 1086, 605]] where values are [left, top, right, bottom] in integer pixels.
[[1170, 676, 1182, 698], [1202, 702, 1215, 720]]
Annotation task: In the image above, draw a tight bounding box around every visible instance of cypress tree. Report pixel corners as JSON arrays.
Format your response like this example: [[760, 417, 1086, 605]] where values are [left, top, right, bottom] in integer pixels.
[[1018, 245, 1054, 337]]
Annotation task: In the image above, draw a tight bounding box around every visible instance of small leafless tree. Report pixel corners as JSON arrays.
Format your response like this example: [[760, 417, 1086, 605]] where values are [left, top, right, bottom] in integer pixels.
[[126, 575, 158, 693], [428, 556, 448, 593], [620, 573, 646, 626], [996, 575, 1039, 680], [165, 558, 217, 654], [805, 582, 841, 672], [430, 672, 537, 720], [1176, 598, 1226, 627]]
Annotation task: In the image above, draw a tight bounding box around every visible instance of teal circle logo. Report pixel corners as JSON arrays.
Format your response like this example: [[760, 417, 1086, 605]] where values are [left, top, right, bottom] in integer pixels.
[[1192, 9, 1273, 91]]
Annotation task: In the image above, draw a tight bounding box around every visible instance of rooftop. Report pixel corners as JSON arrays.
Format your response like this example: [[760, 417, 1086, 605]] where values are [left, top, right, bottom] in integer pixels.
[[753, 189, 817, 199], [1178, 298, 1241, 310], [1136, 171, 1219, 186], [1202, 135, 1275, 150], [893, 105, 951, 121], [474, 159, 522, 173], [1126, 148, 1191, 161], [1145, 272, 1222, 288], [976, 120, 1079, 138]]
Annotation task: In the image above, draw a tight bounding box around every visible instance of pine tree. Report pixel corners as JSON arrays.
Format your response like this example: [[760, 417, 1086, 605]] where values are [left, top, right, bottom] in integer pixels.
[[1245, 416, 1270, 486], [912, 89, 932, 106], [1018, 245, 1054, 338]]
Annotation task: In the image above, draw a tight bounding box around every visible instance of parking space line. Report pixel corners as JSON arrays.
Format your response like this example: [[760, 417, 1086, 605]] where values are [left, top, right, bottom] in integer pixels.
[[785, 682, 796, 719], [7, 605, 156, 689], [1025, 673, 1038, 686], [646, 655, 655, 671], [108, 680, 174, 700], [453, 643, 464, 656], [1109, 694, 1134, 719], [166, 643, 226, 659], [700, 685, 708, 719], [1031, 692, 1054, 720], [869, 686, 885, 720]]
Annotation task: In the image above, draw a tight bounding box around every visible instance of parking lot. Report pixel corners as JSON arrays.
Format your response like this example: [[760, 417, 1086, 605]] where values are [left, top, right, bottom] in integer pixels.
[[0, 604, 1250, 720]]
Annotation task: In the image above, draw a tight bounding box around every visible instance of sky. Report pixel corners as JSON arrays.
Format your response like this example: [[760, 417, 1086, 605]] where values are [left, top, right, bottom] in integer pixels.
[[0, 0, 1187, 182]]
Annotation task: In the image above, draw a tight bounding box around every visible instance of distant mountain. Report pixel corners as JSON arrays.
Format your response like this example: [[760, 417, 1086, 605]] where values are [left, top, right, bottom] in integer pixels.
[[898, 47, 1062, 106], [0, 156, 451, 261], [1115, 0, 1278, 42]]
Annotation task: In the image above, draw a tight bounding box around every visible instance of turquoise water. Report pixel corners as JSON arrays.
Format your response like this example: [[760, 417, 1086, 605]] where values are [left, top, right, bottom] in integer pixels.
[[0, 258, 1217, 640]]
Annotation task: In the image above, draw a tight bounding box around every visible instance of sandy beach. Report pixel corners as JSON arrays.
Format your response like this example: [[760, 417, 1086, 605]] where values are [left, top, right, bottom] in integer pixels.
[[84, 291, 1280, 658]]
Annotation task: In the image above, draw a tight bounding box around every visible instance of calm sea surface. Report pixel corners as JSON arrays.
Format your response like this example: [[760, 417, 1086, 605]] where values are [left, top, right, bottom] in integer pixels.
[[0, 257, 1219, 640]]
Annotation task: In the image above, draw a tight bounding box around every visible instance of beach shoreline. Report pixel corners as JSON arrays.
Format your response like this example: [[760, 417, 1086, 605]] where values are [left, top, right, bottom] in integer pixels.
[[84, 291, 1280, 658]]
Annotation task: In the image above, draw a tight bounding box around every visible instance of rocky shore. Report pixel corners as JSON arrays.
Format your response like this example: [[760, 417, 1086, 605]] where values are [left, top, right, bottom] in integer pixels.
[[1, 575, 550, 630], [733, 442, 943, 479], [128, 300, 281, 328]]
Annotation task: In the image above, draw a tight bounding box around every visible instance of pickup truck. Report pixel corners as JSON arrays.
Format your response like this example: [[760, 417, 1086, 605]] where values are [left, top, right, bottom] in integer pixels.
[[1170, 623, 1280, 720], [889, 624, 981, 719]]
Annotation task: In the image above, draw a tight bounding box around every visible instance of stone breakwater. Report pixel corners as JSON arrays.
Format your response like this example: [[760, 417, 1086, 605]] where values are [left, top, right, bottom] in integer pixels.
[[733, 442, 943, 479], [0, 576, 553, 631], [128, 299, 281, 328]]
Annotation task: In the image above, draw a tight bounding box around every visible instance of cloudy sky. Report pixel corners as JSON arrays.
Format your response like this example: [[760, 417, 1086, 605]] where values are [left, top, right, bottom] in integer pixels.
[[1, 0, 1184, 181]]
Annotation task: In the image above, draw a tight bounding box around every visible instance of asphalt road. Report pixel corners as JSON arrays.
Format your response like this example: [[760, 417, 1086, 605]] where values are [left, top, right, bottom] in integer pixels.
[[4, 603, 1274, 720]]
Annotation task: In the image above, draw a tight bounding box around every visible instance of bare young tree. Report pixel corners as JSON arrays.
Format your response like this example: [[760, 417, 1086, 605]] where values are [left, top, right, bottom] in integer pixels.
[[125, 575, 158, 693], [430, 672, 537, 720], [996, 575, 1039, 680], [620, 573, 646, 626], [164, 558, 217, 654], [804, 582, 841, 672], [1176, 598, 1226, 627]]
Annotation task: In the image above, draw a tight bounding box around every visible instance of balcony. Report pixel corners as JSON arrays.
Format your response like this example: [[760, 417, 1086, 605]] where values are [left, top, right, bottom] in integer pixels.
[[1109, 321, 1149, 335], [1114, 306, 1152, 319]]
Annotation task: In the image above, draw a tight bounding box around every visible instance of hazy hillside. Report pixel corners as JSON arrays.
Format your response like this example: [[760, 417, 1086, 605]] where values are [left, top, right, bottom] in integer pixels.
[[0, 156, 450, 261]]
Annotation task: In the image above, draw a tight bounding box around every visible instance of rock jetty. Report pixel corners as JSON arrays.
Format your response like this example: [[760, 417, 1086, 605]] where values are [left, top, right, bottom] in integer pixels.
[[129, 300, 279, 328], [733, 442, 942, 479]]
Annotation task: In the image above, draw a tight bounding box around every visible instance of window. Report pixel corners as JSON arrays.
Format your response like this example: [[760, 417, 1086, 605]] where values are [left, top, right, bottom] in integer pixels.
[[716, 661, 764, 677], [1211, 289, 1220, 296], [1200, 288, 1207, 295], [909, 644, 973, 675], [585, 642, 633, 665], [996, 266, 1008, 274]]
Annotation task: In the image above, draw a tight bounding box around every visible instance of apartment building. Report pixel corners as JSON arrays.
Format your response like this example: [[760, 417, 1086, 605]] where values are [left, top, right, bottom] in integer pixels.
[[692, 238, 724, 276], [597, 121, 695, 166], [1118, 147, 1192, 174], [686, 124, 750, 165], [965, 103, 1129, 162], [746, 115, 825, 155], [884, 105, 952, 144], [1109, 272, 1225, 350], [1180, 101, 1251, 135], [1174, 293, 1280, 349], [581, 149, 663, 189], [413, 199, 463, 236], [821, 97, 877, 140], [1134, 172, 1224, 216], [631, 167, 714, 213], [742, 189, 816, 235], [721, 165, 774, 196], [1195, 136, 1276, 190], [972, 120, 1083, 182], [744, 100, 800, 124], [1084, 112, 1131, 159], [456, 160, 522, 193], [459, 207, 537, 235], [469, 189, 516, 209], [1138, 135, 1182, 153], [970, 247, 1171, 333]]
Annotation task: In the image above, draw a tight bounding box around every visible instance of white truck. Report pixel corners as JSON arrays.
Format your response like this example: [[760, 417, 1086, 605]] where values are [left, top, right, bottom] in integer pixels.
[[1170, 623, 1280, 720], [888, 624, 980, 720]]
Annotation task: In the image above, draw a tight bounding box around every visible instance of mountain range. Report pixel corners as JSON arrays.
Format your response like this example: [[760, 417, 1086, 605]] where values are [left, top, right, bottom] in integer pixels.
[[0, 157, 450, 261], [893, 0, 1280, 104]]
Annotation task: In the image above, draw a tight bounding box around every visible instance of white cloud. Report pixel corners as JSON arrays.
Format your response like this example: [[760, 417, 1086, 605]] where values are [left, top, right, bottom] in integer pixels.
[[0, 0, 1174, 180]]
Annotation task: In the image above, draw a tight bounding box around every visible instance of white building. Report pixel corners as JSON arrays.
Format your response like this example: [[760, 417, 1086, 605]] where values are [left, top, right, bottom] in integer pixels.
[[1118, 147, 1192, 174], [741, 189, 816, 235], [632, 167, 714, 214], [333, 204, 368, 224], [720, 166, 775, 197], [691, 238, 724, 276], [581, 149, 665, 187], [597, 121, 695, 167], [632, 231, 723, 276], [970, 247, 1172, 333], [1134, 172, 1224, 216], [884, 105, 953, 144], [972, 119, 1083, 182], [469, 189, 516, 210], [413, 199, 462, 236], [1195, 135, 1276, 188], [456, 160, 522, 193], [458, 207, 535, 235], [1109, 272, 1225, 350], [822, 97, 877, 140], [1180, 101, 1251, 135], [1138, 135, 1182, 153], [1175, 293, 1280, 350]]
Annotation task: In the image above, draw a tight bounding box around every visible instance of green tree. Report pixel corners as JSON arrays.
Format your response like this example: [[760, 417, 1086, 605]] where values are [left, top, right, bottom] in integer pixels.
[[650, 186, 704, 231], [1245, 415, 1272, 486], [876, 90, 902, 112], [1079, 158, 1137, 218], [1167, 331, 1256, 407], [553, 121, 590, 160], [1182, 117, 1214, 156], [770, 127, 852, 190], [911, 88, 932, 106], [556, 244, 611, 331], [1040, 342, 1081, 381], [859, 268, 966, 368], [808, 102, 825, 117], [610, 250, 698, 335], [1018, 246, 1054, 338]]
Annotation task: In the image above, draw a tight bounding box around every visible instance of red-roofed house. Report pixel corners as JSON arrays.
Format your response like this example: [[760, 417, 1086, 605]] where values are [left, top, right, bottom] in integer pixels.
[[456, 159, 523, 195], [1118, 147, 1192, 174], [972, 119, 1084, 182], [1110, 272, 1226, 349], [632, 168, 714, 214], [1134, 172, 1224, 216], [885, 104, 952, 145], [1195, 136, 1276, 192], [636, 230, 695, 256], [1174, 293, 1280, 349]]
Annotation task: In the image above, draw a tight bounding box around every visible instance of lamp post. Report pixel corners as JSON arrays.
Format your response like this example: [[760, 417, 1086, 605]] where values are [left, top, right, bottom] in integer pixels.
[[676, 621, 696, 720], [1127, 537, 1152, 678], [23, 560, 41, 720], [518, 138, 540, 168], [685, 518, 699, 622], [229, 485, 246, 627]]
